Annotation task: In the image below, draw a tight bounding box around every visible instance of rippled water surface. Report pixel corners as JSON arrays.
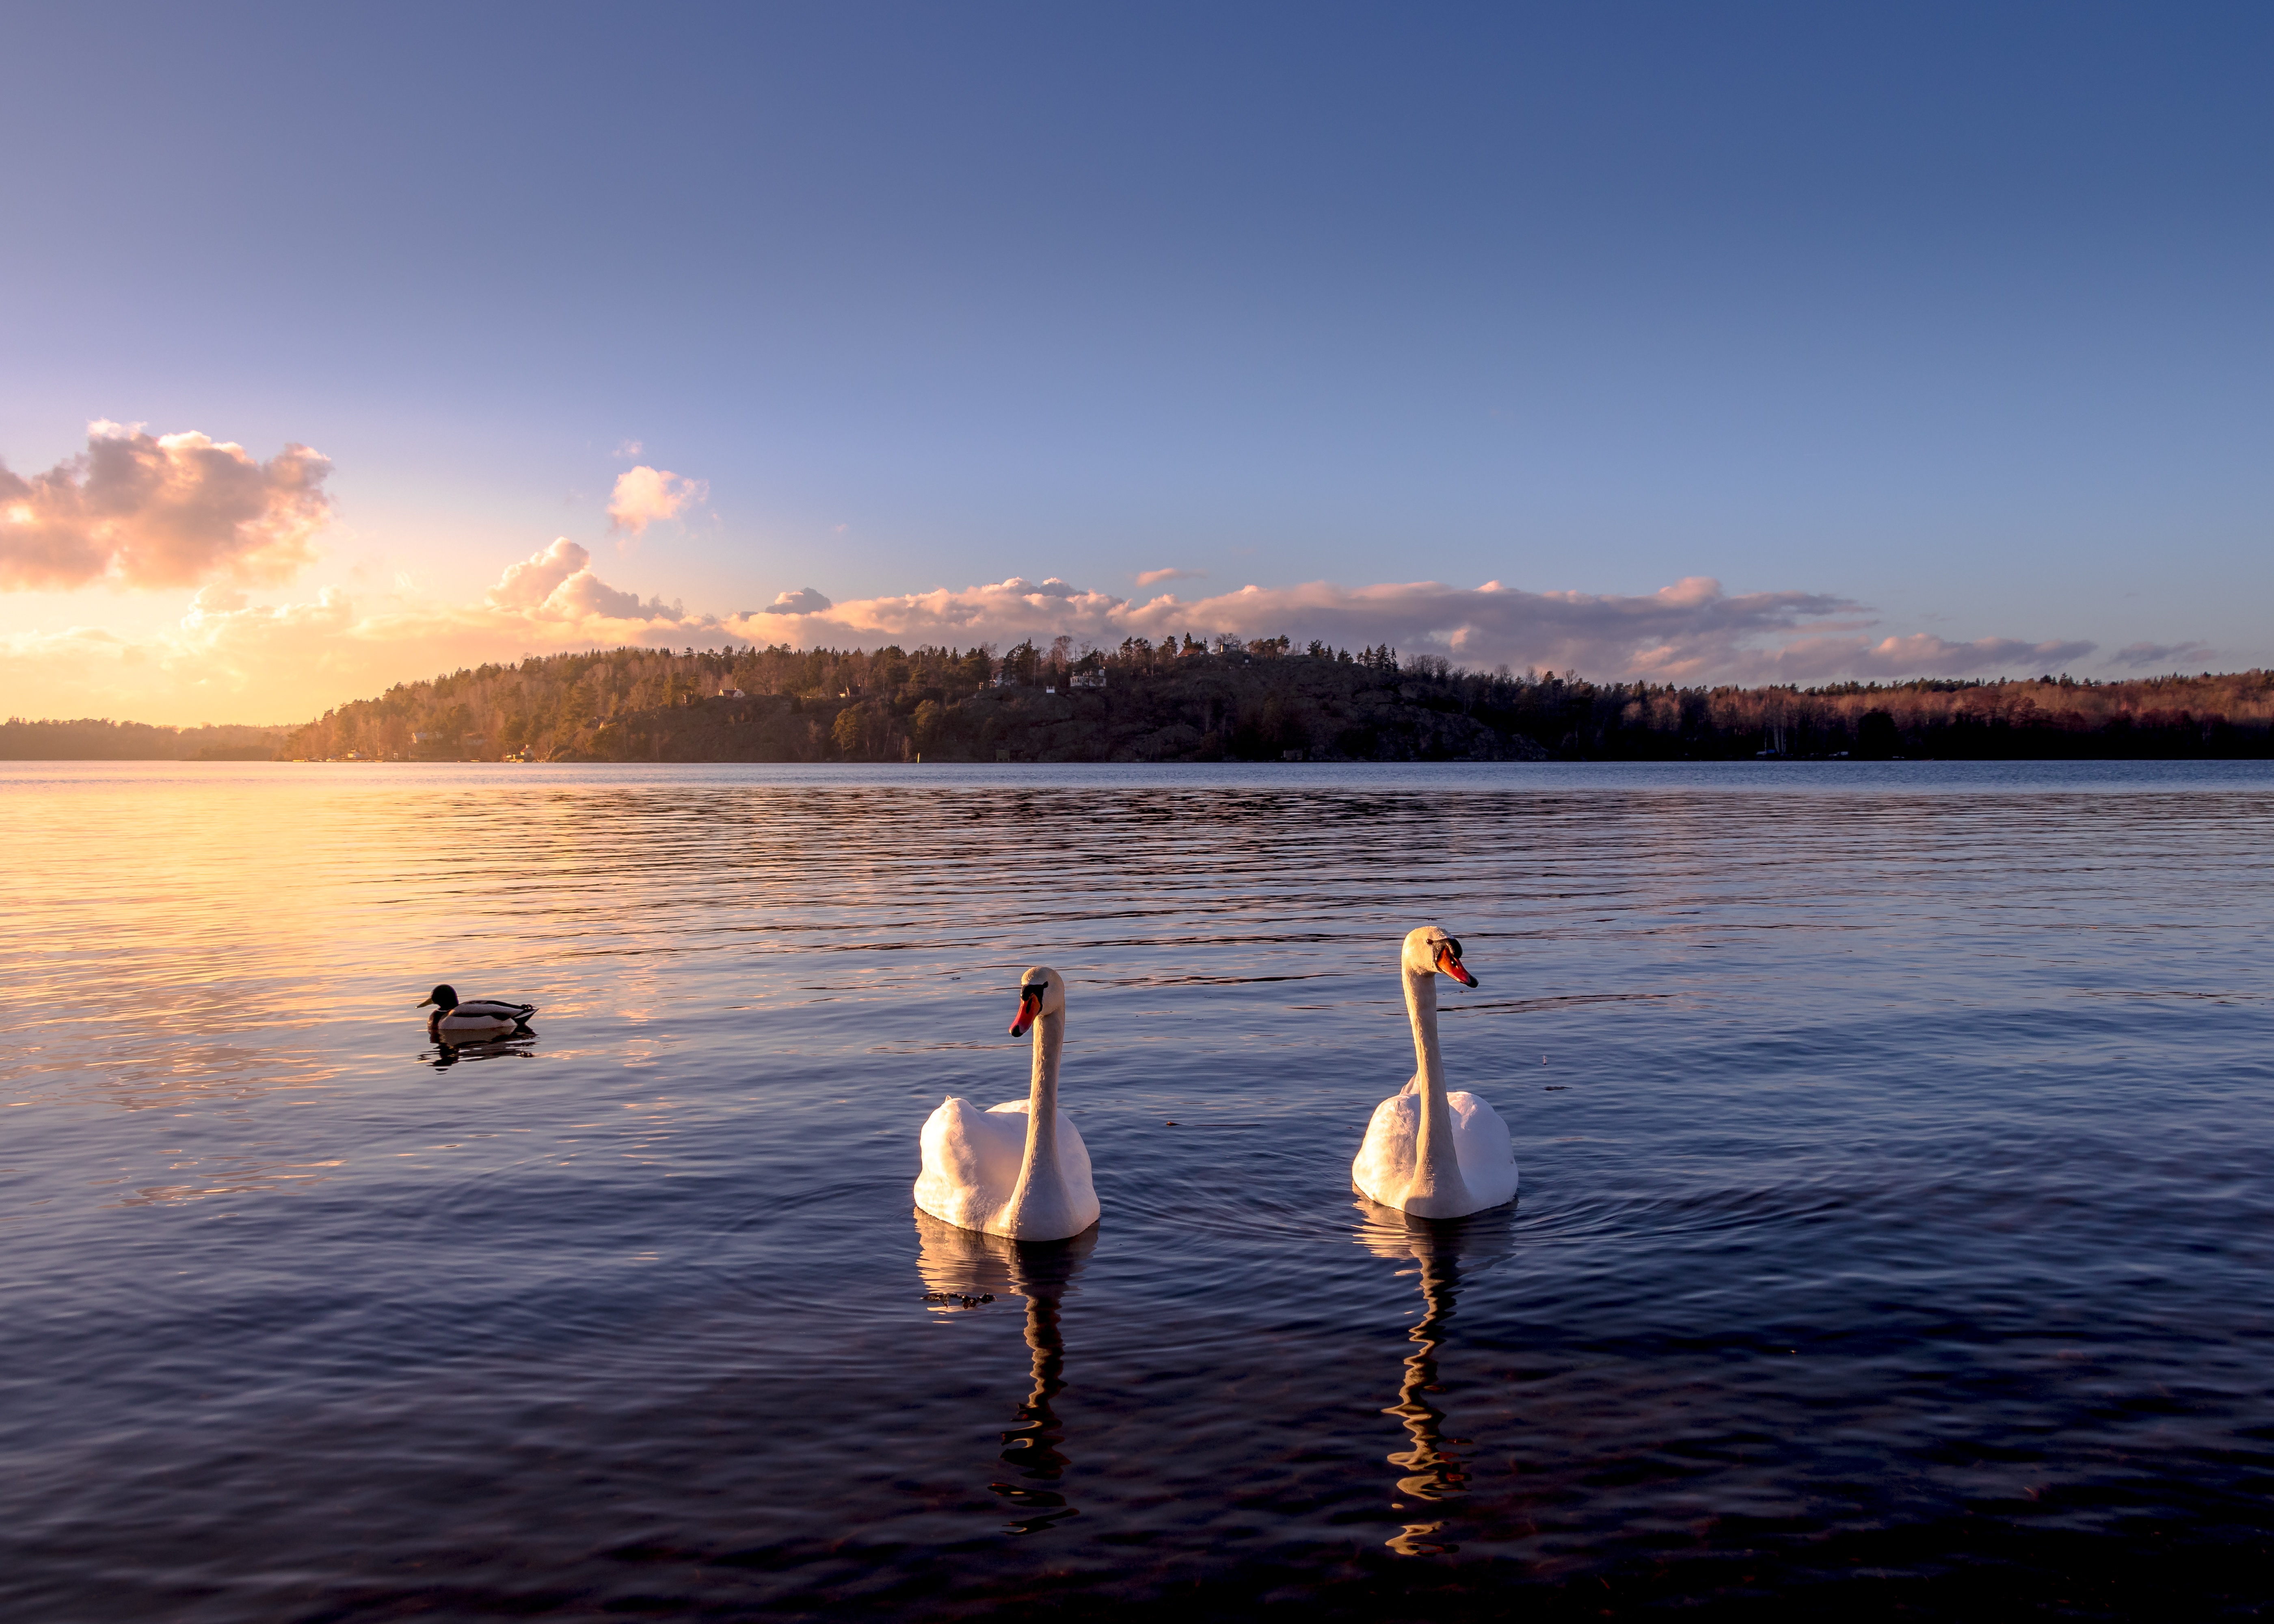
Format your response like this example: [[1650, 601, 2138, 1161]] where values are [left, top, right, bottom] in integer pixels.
[[4, 760, 2272, 1620]]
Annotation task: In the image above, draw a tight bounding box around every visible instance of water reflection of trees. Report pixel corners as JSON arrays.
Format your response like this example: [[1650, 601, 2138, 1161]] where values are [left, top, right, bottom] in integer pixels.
[[914, 1211, 1096, 1535], [1355, 1199, 1516, 1556]]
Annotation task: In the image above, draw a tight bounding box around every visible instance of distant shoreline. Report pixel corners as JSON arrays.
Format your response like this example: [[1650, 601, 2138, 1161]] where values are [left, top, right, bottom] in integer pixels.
[[11, 647, 2270, 763]]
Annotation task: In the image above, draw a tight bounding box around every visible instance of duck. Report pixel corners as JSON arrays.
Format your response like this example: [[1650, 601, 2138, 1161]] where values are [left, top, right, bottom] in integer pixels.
[[418, 984, 537, 1041], [914, 967, 1100, 1241], [1350, 926, 1517, 1218]]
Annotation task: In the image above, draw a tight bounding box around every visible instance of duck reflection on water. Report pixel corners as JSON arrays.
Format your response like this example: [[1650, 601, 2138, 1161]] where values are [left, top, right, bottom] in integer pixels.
[[914, 1210, 1097, 1535], [1354, 1198, 1517, 1556], [423, 1032, 538, 1070]]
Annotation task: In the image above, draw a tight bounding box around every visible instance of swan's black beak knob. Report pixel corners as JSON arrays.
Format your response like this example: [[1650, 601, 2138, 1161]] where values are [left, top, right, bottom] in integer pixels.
[[1010, 987, 1044, 1037]]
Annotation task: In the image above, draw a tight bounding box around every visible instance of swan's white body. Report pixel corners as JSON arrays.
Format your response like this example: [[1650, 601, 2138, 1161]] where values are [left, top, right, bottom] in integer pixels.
[[1351, 926, 1517, 1218], [915, 967, 1100, 1241]]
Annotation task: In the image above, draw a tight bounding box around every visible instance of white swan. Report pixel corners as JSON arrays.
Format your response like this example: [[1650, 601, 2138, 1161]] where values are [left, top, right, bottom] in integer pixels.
[[418, 983, 537, 1041], [1351, 927, 1517, 1218], [914, 967, 1101, 1241]]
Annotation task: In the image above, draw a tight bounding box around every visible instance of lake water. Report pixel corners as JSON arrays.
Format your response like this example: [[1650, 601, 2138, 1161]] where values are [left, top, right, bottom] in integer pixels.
[[4, 760, 2271, 1620]]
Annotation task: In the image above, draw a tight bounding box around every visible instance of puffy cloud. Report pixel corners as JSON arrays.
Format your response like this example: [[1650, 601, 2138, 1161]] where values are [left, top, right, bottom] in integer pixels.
[[754, 587, 833, 615], [1135, 566, 1204, 586], [484, 536, 683, 621], [0, 424, 331, 590], [486, 537, 591, 607], [2110, 639, 2215, 671], [605, 464, 706, 536]]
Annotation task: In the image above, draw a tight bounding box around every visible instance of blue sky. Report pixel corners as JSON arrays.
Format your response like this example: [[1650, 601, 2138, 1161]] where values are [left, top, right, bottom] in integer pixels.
[[3, 3, 2269, 721]]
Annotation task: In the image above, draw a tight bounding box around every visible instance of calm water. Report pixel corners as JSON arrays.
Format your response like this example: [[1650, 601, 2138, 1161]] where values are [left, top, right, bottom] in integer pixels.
[[4, 760, 2272, 1621]]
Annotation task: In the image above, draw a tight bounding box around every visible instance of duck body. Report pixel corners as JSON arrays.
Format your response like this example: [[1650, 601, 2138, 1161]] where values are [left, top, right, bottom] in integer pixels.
[[420, 983, 536, 1040], [915, 967, 1101, 1242], [1351, 927, 1517, 1219]]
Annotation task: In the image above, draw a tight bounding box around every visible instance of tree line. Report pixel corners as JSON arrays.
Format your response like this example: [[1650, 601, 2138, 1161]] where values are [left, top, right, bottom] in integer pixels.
[[0, 718, 288, 760], [248, 638, 2274, 763]]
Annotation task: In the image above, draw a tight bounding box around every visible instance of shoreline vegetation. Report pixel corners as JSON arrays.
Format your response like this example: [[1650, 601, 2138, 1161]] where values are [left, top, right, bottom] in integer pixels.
[[9, 639, 2273, 763]]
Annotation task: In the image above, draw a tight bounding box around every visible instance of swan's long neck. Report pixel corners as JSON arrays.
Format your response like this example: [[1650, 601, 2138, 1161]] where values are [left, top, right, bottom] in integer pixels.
[[1007, 1007, 1067, 1213], [1403, 965, 1473, 1211]]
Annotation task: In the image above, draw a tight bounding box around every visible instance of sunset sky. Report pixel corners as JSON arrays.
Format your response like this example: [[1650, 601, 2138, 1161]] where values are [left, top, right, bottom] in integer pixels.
[[4, 3, 2270, 724]]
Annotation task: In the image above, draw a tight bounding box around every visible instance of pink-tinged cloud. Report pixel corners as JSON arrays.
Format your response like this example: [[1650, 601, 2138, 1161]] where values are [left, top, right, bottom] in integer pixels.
[[483, 537, 684, 620], [752, 587, 833, 615], [1135, 566, 1204, 586], [721, 574, 2103, 684], [605, 464, 706, 536], [722, 574, 1841, 673], [0, 424, 331, 590]]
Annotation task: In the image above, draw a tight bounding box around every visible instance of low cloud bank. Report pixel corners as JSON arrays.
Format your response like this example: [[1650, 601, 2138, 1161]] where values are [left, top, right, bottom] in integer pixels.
[[5, 557, 2127, 728], [1, 423, 331, 590], [724, 574, 2100, 684], [2111, 639, 2216, 671]]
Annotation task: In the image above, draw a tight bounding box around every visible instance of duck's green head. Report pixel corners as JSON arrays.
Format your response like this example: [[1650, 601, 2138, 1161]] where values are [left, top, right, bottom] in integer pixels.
[[419, 984, 460, 1011]]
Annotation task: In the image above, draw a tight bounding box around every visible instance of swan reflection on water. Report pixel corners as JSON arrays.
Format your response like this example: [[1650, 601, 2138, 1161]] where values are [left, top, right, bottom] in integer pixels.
[[914, 1209, 1097, 1535], [1355, 1198, 1517, 1556]]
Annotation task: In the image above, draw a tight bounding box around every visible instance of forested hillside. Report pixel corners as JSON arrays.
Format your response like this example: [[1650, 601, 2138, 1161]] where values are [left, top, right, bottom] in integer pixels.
[[0, 719, 290, 760], [267, 637, 2274, 763]]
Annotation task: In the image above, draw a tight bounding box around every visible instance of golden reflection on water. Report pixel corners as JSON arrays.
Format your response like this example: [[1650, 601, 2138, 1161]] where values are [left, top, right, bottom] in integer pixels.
[[1355, 1199, 1516, 1556], [914, 1210, 1097, 1535]]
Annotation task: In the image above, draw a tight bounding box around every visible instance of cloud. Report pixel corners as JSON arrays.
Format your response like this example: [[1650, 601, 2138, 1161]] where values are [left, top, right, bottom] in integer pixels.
[[605, 464, 706, 536], [1695, 632, 2101, 685], [486, 537, 591, 607], [720, 573, 2105, 686], [754, 587, 832, 615], [0, 423, 331, 590], [612, 439, 643, 458], [0, 542, 702, 724], [2110, 639, 2215, 671], [483, 537, 683, 621], [1135, 566, 1204, 587]]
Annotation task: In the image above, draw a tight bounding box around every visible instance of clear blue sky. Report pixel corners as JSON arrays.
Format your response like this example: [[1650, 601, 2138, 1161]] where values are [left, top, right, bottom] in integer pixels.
[[3, 2, 2270, 719]]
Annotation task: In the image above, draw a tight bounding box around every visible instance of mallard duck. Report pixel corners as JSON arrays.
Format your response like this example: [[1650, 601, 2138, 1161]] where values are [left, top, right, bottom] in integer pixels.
[[419, 984, 537, 1040]]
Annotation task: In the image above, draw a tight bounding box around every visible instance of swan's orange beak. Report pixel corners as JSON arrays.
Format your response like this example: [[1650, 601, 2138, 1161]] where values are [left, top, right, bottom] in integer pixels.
[[1436, 946, 1478, 987], [1010, 987, 1044, 1037]]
